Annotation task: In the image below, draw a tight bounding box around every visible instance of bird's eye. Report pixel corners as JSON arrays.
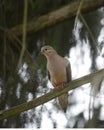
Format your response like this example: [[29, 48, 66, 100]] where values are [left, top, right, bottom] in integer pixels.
[[45, 48, 48, 51]]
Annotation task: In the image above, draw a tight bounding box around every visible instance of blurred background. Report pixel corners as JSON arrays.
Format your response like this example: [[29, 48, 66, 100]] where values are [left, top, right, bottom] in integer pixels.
[[0, 0, 104, 128]]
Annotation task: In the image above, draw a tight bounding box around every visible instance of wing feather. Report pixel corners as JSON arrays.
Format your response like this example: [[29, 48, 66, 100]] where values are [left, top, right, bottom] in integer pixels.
[[47, 70, 51, 81], [66, 63, 71, 82]]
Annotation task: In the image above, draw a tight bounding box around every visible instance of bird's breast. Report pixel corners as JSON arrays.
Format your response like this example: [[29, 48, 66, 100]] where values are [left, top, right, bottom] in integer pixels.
[[47, 61, 67, 85]]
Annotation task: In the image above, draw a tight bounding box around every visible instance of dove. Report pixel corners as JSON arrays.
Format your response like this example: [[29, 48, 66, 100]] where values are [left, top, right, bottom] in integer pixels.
[[41, 45, 71, 112]]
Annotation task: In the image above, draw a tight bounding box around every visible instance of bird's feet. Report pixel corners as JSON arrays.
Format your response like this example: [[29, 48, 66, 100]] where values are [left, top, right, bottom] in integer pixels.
[[53, 82, 66, 89]]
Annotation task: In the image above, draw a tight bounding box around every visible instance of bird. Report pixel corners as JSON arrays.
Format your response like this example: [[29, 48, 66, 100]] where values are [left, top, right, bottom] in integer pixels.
[[41, 45, 71, 112]]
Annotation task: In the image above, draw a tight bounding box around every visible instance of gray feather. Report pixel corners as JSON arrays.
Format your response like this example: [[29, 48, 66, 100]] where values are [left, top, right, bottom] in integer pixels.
[[47, 70, 50, 80], [58, 62, 71, 112], [66, 63, 72, 82]]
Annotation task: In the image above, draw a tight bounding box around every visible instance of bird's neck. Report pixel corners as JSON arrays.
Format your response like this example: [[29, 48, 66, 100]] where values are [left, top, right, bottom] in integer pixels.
[[47, 54, 62, 66], [47, 54, 58, 61]]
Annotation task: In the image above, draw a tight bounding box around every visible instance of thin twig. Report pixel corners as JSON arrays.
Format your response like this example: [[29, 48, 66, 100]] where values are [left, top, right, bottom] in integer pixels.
[[17, 0, 28, 69], [74, 0, 83, 30], [79, 13, 98, 51], [3, 32, 6, 82]]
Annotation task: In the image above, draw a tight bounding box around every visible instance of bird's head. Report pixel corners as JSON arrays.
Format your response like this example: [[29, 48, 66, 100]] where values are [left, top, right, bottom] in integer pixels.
[[41, 45, 57, 58]]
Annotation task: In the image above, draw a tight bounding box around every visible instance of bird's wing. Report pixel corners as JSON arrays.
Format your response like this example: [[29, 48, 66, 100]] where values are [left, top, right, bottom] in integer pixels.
[[47, 69, 51, 81], [66, 63, 72, 82]]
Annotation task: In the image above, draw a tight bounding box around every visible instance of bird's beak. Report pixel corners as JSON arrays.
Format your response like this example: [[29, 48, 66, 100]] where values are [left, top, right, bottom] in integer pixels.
[[41, 48, 43, 54], [41, 48, 45, 55]]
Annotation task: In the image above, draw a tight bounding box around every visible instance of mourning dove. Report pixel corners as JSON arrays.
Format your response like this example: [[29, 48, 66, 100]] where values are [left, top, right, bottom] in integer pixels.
[[41, 45, 71, 112]]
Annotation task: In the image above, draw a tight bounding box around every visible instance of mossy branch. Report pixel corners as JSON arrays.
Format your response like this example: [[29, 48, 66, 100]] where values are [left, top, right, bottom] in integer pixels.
[[0, 68, 104, 120], [8, 0, 104, 36]]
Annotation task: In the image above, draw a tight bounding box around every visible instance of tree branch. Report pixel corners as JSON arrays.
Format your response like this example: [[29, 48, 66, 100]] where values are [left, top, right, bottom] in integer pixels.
[[0, 68, 104, 120], [8, 0, 104, 36]]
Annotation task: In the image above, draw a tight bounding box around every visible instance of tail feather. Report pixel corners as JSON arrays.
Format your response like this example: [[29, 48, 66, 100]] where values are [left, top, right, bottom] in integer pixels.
[[58, 93, 68, 112]]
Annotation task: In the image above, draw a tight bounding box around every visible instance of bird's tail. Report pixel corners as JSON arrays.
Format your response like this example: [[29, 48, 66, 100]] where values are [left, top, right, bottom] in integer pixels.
[[58, 93, 68, 113]]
